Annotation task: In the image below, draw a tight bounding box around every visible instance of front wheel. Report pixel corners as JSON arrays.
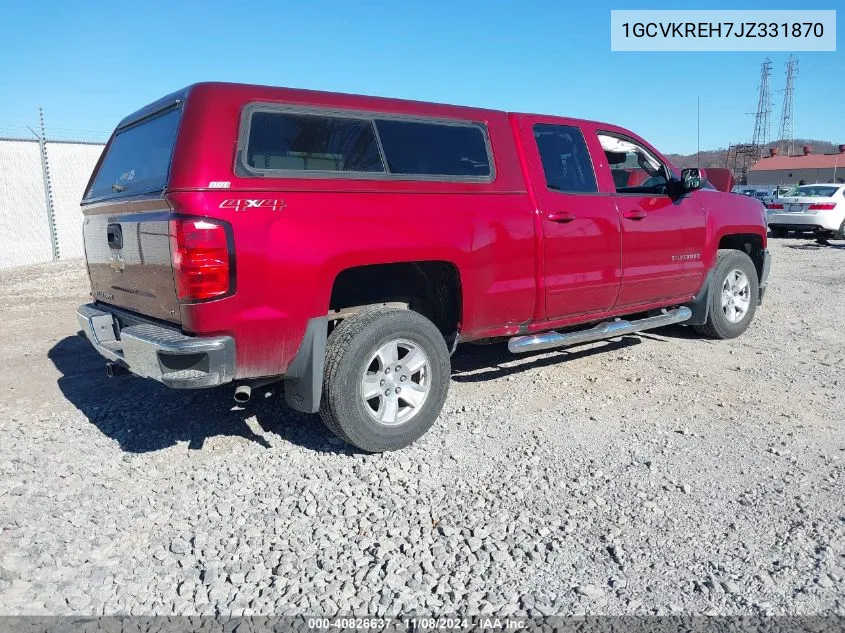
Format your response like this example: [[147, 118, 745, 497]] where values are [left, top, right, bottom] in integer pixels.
[[320, 307, 451, 452], [693, 249, 759, 340]]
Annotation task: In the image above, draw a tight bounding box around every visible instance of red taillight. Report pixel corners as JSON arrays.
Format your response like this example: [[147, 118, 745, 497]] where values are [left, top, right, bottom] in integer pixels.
[[169, 218, 233, 302], [808, 203, 837, 211], [766, 203, 784, 210]]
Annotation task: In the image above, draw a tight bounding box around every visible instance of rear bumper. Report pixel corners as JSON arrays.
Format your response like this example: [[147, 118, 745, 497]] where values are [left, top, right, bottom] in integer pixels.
[[76, 303, 235, 388], [767, 212, 841, 232]]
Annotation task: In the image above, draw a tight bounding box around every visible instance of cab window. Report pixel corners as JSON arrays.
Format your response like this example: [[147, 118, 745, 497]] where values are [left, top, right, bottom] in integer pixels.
[[598, 133, 669, 195], [533, 124, 597, 193]]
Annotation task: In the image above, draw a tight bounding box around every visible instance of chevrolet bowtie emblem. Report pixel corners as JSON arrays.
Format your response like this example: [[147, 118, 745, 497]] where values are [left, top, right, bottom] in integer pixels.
[[109, 254, 125, 272]]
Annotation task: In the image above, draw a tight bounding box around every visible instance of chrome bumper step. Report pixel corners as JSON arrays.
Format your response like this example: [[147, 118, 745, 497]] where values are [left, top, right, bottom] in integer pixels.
[[76, 303, 236, 388], [508, 307, 692, 354]]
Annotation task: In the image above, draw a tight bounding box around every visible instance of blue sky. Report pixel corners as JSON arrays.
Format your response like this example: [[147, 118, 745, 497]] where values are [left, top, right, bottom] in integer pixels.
[[0, 0, 842, 154]]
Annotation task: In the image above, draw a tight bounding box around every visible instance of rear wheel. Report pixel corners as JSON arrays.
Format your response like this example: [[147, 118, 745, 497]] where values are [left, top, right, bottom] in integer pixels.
[[320, 307, 450, 452], [769, 226, 787, 238], [693, 249, 759, 340]]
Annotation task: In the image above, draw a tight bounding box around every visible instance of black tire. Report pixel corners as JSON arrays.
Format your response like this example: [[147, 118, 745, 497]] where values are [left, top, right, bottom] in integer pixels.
[[320, 307, 450, 452], [769, 226, 787, 238], [693, 249, 759, 340]]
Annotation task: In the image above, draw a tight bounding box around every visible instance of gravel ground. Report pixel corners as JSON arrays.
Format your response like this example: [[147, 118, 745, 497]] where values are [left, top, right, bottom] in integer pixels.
[[0, 237, 843, 617]]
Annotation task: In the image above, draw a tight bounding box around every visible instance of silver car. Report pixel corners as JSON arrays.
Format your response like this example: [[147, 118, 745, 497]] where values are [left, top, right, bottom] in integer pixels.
[[766, 183, 845, 239]]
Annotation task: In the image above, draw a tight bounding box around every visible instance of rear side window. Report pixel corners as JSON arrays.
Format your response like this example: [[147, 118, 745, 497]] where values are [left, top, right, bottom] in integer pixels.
[[374, 119, 491, 177], [86, 108, 180, 200], [241, 107, 492, 181], [246, 112, 384, 173], [791, 185, 840, 198], [533, 124, 597, 193]]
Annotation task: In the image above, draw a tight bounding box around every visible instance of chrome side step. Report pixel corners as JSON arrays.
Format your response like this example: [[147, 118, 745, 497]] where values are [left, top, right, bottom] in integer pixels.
[[507, 307, 692, 354]]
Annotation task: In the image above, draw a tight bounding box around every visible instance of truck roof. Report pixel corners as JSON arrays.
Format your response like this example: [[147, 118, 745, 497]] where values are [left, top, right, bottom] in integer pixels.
[[117, 81, 615, 131]]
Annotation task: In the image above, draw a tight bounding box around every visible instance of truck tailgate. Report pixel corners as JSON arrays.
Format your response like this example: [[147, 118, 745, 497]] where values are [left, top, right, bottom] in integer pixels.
[[83, 199, 181, 324]]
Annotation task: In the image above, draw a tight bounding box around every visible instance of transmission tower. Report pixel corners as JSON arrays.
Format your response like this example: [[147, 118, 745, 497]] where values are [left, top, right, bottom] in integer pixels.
[[750, 58, 772, 161], [777, 56, 798, 156]]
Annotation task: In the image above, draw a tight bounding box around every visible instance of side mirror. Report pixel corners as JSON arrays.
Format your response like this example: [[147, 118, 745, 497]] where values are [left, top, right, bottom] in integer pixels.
[[681, 168, 705, 192]]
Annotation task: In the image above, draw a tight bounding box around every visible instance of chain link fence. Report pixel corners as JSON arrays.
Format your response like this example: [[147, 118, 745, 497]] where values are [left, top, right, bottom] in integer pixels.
[[0, 137, 104, 268]]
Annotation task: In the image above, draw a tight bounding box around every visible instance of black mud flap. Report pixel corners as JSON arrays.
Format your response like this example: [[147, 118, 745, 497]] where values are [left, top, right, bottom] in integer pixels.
[[284, 317, 327, 413], [685, 268, 714, 326], [758, 248, 772, 304]]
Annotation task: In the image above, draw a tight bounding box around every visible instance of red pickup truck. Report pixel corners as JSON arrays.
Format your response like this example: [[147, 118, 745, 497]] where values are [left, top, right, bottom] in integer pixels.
[[77, 82, 770, 451]]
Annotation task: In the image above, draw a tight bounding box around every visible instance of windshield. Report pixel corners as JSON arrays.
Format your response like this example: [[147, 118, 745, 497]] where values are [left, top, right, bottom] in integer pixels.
[[788, 185, 840, 198], [85, 107, 181, 200]]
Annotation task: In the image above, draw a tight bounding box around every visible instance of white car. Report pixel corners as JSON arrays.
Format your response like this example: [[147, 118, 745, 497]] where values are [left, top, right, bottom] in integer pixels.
[[765, 186, 796, 205], [765, 183, 845, 239]]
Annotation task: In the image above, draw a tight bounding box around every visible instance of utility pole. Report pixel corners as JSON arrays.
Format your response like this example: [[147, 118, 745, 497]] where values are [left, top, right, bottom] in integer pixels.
[[777, 56, 798, 156], [750, 58, 772, 162]]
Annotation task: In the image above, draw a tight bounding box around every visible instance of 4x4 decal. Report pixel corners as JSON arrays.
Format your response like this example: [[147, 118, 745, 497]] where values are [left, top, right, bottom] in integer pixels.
[[219, 199, 286, 212]]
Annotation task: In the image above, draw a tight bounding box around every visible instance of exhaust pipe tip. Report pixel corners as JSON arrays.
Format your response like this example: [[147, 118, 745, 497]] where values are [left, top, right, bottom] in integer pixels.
[[233, 385, 252, 404], [106, 362, 129, 378], [233, 377, 282, 404]]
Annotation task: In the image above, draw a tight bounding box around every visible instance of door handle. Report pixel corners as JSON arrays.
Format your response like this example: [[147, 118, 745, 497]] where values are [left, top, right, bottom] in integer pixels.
[[623, 209, 647, 220], [547, 211, 576, 223]]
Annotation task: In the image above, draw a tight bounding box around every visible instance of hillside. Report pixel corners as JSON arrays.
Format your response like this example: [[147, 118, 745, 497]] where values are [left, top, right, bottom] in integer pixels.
[[666, 139, 840, 169]]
